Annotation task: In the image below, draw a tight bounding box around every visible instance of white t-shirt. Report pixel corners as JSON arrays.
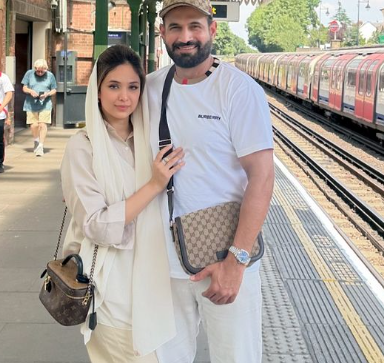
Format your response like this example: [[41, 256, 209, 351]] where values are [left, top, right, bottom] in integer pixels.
[[147, 61, 273, 278], [0, 72, 14, 120]]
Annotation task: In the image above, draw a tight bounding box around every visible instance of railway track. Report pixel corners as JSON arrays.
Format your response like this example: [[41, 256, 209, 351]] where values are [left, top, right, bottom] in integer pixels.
[[266, 89, 384, 157], [271, 103, 384, 284]]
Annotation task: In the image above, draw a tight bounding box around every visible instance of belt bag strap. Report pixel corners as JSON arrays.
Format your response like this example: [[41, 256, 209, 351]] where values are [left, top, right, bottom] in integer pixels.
[[159, 65, 176, 225]]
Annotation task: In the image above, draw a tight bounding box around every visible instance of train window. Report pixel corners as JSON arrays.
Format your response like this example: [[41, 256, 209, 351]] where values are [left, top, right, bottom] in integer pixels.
[[299, 64, 305, 78], [305, 64, 309, 84], [379, 67, 384, 93], [321, 68, 329, 82], [346, 59, 362, 89], [331, 68, 337, 89], [366, 72, 372, 97], [287, 65, 293, 89], [269, 63, 273, 82], [358, 62, 369, 96], [314, 71, 319, 86], [337, 67, 342, 90], [366, 61, 378, 97], [347, 70, 356, 87]]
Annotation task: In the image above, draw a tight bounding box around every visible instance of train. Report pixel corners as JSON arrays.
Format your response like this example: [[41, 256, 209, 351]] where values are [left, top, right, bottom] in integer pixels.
[[235, 47, 384, 140]]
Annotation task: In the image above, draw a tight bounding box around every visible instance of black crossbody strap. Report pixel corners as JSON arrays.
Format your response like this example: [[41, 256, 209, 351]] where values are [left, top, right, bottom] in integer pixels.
[[159, 65, 176, 225], [159, 65, 176, 148]]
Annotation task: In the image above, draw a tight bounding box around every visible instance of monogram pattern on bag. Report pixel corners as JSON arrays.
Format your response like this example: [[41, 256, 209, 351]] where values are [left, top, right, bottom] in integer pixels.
[[174, 202, 261, 274], [39, 260, 91, 326]]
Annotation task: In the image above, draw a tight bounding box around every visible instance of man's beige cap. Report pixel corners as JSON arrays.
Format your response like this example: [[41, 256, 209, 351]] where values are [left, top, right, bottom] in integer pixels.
[[159, 0, 213, 19]]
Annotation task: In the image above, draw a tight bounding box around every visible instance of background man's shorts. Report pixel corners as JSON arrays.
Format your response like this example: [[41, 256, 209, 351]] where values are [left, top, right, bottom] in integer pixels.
[[26, 110, 52, 124]]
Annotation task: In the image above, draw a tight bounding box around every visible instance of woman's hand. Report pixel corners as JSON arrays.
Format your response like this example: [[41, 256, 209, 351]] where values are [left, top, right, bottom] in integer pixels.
[[149, 145, 185, 193]]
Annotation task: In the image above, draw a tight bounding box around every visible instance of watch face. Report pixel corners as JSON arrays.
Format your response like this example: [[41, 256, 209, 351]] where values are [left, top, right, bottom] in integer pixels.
[[238, 250, 249, 263]]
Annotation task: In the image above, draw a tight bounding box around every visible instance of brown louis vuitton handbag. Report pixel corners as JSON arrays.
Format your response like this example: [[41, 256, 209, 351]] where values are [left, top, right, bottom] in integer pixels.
[[39, 207, 98, 330], [159, 66, 264, 275]]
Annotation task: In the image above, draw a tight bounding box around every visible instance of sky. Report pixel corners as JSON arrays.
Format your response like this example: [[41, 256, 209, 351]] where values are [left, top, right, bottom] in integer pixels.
[[228, 0, 384, 44]]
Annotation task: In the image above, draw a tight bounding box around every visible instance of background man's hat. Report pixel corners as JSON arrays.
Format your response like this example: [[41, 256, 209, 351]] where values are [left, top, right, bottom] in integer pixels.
[[159, 0, 213, 18]]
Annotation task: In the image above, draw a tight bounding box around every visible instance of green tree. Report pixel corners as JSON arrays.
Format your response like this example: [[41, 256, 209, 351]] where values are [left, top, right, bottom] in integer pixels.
[[213, 22, 256, 56], [233, 35, 256, 54], [343, 24, 359, 47], [306, 24, 329, 48], [333, 1, 351, 26], [213, 22, 235, 55], [247, 0, 311, 52], [366, 30, 381, 45], [307, 0, 321, 27]]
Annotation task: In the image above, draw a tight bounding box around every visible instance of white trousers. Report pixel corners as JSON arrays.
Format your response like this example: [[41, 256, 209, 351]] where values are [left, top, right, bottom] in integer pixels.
[[156, 268, 262, 363], [86, 324, 159, 363]]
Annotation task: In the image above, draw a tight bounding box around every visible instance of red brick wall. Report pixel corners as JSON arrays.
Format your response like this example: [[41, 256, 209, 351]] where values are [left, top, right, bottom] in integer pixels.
[[54, 0, 132, 86]]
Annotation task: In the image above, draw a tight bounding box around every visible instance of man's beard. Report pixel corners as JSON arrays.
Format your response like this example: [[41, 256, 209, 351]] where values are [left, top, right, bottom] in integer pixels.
[[165, 39, 212, 68]]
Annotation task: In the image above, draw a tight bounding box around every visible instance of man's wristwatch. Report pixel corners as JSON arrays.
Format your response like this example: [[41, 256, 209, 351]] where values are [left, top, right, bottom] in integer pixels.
[[228, 246, 251, 266]]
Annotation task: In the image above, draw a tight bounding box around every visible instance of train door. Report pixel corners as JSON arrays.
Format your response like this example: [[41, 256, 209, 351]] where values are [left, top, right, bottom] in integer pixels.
[[292, 55, 306, 95], [332, 54, 358, 111], [255, 55, 262, 79], [297, 56, 311, 99], [329, 59, 341, 109], [377, 65, 384, 128], [277, 62, 285, 89], [362, 60, 380, 123], [319, 58, 336, 105], [268, 55, 278, 84], [343, 57, 363, 115], [297, 61, 306, 97], [311, 54, 331, 103], [272, 54, 284, 86], [280, 58, 288, 90], [287, 59, 295, 94], [355, 60, 372, 120]]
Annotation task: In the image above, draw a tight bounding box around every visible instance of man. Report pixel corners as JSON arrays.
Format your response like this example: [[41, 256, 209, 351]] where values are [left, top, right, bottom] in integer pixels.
[[22, 59, 57, 157], [0, 71, 14, 173], [147, 0, 274, 362]]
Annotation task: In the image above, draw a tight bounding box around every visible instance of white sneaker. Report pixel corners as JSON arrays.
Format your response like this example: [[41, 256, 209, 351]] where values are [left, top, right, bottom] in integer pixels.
[[35, 144, 44, 157]]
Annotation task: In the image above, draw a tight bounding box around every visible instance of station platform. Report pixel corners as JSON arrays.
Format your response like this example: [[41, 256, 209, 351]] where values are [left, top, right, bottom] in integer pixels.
[[0, 128, 384, 363], [259, 158, 384, 363]]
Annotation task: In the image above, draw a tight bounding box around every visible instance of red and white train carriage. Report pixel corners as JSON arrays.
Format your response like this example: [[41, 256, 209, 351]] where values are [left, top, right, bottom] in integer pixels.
[[236, 47, 384, 138]]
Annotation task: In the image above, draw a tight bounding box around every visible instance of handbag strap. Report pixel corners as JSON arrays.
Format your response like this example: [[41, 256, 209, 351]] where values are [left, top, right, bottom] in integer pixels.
[[159, 60, 220, 226], [53, 206, 99, 284], [53, 132, 99, 286], [159, 65, 176, 226], [53, 206, 68, 260]]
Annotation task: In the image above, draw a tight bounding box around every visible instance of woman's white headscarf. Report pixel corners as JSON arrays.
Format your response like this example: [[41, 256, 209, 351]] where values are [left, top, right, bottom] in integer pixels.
[[82, 60, 176, 355]]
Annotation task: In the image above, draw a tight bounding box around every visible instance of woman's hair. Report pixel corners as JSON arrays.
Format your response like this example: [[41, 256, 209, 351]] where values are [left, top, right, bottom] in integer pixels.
[[97, 45, 145, 97]]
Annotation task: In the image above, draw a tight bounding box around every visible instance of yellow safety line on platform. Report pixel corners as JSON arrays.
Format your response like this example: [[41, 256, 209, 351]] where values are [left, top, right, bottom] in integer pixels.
[[275, 186, 384, 362]]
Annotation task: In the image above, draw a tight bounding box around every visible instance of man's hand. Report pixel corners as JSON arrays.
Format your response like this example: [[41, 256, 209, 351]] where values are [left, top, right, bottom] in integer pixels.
[[30, 90, 39, 98], [191, 256, 246, 305], [5, 118, 11, 126], [40, 92, 50, 100]]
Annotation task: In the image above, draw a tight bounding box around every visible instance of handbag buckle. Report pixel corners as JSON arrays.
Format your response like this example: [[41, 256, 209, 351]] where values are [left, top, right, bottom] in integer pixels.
[[159, 139, 172, 149], [44, 275, 52, 292]]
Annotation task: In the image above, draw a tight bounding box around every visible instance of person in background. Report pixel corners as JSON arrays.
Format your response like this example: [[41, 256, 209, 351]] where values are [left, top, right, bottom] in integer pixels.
[[22, 59, 57, 157], [61, 45, 184, 362], [147, 0, 275, 361], [0, 71, 14, 173]]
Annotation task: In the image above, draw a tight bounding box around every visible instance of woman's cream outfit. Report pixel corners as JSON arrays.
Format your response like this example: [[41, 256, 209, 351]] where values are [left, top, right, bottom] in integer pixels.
[[61, 63, 176, 361]]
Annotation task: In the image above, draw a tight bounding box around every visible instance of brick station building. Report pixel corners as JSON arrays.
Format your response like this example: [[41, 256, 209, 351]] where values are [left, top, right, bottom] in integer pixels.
[[0, 0, 163, 143]]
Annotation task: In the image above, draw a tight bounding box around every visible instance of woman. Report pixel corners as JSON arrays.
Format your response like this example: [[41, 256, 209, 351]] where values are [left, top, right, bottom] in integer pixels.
[[61, 45, 184, 362]]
